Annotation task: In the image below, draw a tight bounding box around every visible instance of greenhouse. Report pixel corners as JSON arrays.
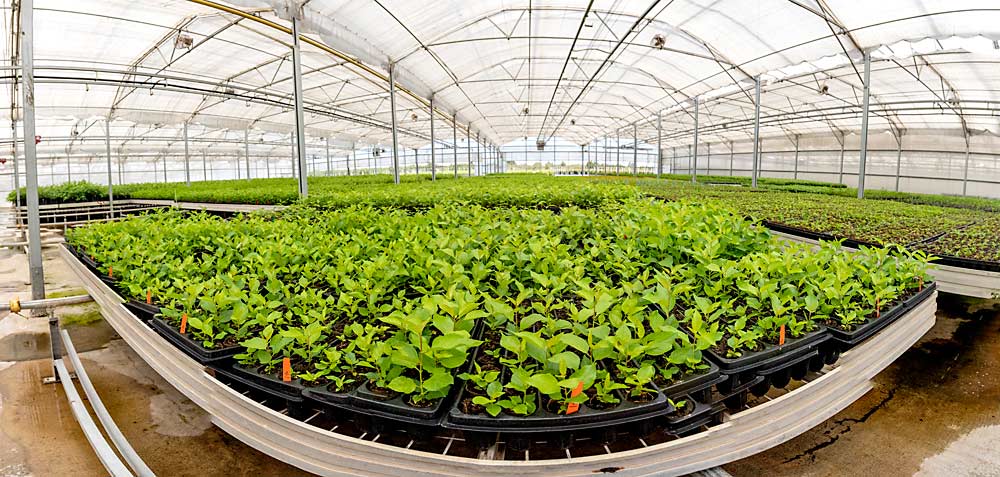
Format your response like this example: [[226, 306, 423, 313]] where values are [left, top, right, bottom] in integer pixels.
[[0, 1, 998, 476]]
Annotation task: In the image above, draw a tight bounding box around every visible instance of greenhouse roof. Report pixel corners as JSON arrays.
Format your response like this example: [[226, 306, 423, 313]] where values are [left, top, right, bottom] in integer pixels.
[[4, 0, 1000, 154]]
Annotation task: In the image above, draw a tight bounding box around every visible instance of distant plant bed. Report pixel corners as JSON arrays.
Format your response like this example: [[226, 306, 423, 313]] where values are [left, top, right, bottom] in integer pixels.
[[8, 181, 117, 206], [635, 179, 1000, 264], [66, 199, 930, 431]]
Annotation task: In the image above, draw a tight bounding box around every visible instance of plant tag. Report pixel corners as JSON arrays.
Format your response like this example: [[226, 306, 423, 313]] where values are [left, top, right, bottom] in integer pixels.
[[778, 324, 786, 346], [282, 358, 292, 382], [179, 313, 188, 334], [146, 289, 152, 305], [565, 381, 584, 415], [108, 266, 113, 278], [876, 296, 880, 318]]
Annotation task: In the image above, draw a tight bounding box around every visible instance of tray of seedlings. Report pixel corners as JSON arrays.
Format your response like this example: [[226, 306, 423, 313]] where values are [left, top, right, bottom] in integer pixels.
[[62, 196, 935, 447]]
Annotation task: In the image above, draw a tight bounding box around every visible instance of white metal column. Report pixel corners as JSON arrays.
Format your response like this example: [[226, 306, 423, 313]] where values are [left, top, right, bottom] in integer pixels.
[[429, 96, 436, 180], [183, 121, 191, 186], [962, 133, 971, 196], [895, 132, 904, 192], [291, 15, 308, 196], [656, 113, 662, 178], [452, 114, 458, 178], [793, 135, 800, 180], [857, 51, 871, 199], [616, 130, 620, 174], [632, 124, 638, 176], [751, 76, 761, 188], [389, 62, 400, 185], [20, 0, 44, 300], [692, 97, 699, 183], [244, 129, 250, 180], [325, 137, 331, 175], [104, 117, 114, 218]]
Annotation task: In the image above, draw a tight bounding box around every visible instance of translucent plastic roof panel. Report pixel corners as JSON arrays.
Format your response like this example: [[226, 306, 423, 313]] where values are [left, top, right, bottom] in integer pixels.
[[3, 0, 1000, 167]]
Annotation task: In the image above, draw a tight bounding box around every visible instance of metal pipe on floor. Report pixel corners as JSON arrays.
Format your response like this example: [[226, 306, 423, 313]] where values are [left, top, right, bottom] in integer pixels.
[[61, 329, 154, 476], [54, 359, 133, 477], [0, 294, 92, 312]]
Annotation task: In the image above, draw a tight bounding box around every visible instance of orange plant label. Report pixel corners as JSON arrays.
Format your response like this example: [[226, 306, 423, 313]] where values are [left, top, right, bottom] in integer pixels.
[[876, 296, 881, 318], [108, 266, 113, 278], [282, 358, 292, 382], [146, 289, 152, 305], [179, 313, 188, 334], [779, 324, 786, 346], [565, 381, 584, 415]]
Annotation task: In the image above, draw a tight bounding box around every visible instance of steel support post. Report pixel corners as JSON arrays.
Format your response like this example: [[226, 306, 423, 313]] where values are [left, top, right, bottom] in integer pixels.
[[452, 114, 458, 178], [244, 129, 250, 180], [467, 129, 472, 177], [706, 143, 711, 176], [793, 135, 800, 179], [857, 50, 871, 199], [657, 113, 663, 178], [12, 117, 20, 226], [183, 121, 191, 186], [387, 69, 400, 182], [962, 134, 971, 196], [752, 76, 761, 188], [325, 137, 331, 175], [415, 148, 419, 175], [729, 141, 734, 176], [429, 97, 436, 180], [351, 145, 356, 175], [616, 131, 620, 174], [20, 0, 44, 300], [104, 117, 114, 218], [838, 135, 845, 184], [895, 133, 903, 192], [202, 150, 207, 181], [66, 155, 71, 182], [692, 97, 699, 183], [632, 124, 638, 176], [476, 132, 481, 176], [603, 137, 608, 173], [291, 16, 308, 195]]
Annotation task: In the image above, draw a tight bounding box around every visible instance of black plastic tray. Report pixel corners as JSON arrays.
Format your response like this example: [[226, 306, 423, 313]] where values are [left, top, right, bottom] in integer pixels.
[[664, 398, 721, 436], [350, 381, 449, 423], [656, 361, 726, 402], [212, 364, 304, 403], [826, 283, 937, 348], [443, 382, 673, 434], [706, 325, 829, 376], [226, 363, 305, 399], [125, 300, 160, 320], [147, 316, 242, 364], [930, 254, 1000, 273], [301, 382, 355, 407]]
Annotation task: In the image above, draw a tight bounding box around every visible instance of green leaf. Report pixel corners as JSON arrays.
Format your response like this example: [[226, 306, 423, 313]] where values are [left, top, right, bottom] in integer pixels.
[[387, 376, 416, 394]]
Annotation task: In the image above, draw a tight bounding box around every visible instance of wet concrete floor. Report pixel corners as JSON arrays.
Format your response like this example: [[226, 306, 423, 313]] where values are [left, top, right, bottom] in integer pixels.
[[727, 293, 1000, 476]]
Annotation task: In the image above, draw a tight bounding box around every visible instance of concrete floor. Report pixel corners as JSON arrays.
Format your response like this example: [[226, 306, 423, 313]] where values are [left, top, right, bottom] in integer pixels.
[[0, 221, 997, 476], [727, 293, 1000, 477]]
